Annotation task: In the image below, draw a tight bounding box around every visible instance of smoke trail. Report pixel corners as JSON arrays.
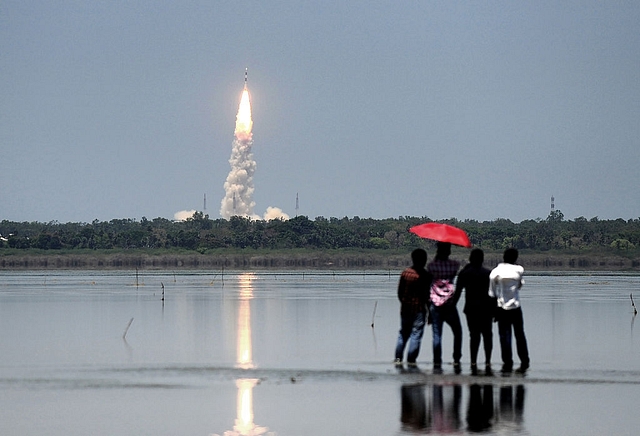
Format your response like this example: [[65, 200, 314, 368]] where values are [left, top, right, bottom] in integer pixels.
[[220, 84, 260, 220]]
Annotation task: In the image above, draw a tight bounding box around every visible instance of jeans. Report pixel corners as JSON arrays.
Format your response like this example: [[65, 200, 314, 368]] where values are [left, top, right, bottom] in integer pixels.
[[465, 313, 493, 365], [395, 311, 426, 363], [430, 303, 462, 365], [497, 307, 529, 368]]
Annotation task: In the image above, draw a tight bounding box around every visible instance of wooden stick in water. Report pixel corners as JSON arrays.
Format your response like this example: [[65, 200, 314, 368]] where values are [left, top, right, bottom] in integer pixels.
[[161, 282, 165, 302], [123, 318, 134, 339], [371, 300, 378, 328], [631, 293, 637, 315]]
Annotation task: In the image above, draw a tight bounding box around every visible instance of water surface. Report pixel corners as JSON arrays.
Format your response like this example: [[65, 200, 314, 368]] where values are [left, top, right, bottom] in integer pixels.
[[1, 270, 638, 435]]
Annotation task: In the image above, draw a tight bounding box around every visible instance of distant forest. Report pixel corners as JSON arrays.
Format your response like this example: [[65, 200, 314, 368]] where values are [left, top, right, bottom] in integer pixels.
[[1, 210, 639, 253]]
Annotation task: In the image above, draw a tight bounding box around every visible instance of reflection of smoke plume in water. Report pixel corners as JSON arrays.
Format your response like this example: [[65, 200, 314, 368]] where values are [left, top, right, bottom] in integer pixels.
[[220, 71, 289, 221]]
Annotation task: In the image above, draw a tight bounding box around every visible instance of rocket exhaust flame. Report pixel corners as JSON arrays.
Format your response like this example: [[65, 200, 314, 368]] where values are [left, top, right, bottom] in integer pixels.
[[234, 88, 253, 142]]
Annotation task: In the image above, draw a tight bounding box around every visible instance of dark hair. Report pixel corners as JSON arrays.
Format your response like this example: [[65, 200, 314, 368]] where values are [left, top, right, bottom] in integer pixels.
[[503, 247, 519, 264], [469, 248, 484, 265], [411, 248, 427, 267], [435, 242, 451, 260]]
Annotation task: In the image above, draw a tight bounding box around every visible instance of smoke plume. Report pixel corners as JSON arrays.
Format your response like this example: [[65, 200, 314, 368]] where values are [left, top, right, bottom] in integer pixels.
[[174, 210, 197, 221], [220, 74, 289, 221]]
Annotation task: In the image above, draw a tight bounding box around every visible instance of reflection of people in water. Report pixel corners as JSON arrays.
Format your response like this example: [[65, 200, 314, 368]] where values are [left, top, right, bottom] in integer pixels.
[[401, 383, 428, 430], [467, 384, 493, 432], [431, 384, 462, 432], [400, 383, 462, 433], [497, 384, 525, 430], [400, 383, 525, 434]]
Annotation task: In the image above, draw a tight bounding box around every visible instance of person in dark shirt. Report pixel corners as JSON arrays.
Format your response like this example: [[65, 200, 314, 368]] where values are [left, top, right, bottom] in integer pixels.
[[395, 248, 433, 366], [456, 248, 496, 375]]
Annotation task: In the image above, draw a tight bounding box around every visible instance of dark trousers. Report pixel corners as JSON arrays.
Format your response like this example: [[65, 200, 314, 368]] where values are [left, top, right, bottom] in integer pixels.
[[429, 304, 462, 365], [465, 313, 493, 365], [497, 307, 529, 368]]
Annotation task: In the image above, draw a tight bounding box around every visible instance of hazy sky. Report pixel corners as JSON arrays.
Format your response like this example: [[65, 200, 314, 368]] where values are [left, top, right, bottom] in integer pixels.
[[2, 1, 639, 224]]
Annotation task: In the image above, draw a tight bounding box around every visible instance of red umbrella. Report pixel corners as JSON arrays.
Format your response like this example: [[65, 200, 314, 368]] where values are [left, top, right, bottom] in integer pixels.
[[409, 223, 472, 248]]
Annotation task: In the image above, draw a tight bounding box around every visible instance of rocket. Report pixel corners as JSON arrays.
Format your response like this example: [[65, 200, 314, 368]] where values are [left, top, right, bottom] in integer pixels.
[[244, 68, 248, 88]]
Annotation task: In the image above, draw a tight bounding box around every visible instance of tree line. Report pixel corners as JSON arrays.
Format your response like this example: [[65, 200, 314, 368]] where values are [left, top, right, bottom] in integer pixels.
[[1, 211, 639, 254]]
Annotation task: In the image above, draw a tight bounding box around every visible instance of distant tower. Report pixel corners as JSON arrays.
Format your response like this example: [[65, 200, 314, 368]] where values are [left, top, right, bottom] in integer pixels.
[[203, 193, 207, 212], [551, 195, 555, 214], [295, 193, 299, 217]]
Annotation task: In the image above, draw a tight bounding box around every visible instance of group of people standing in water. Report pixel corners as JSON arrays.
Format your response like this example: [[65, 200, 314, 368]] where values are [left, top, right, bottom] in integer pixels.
[[395, 242, 530, 375]]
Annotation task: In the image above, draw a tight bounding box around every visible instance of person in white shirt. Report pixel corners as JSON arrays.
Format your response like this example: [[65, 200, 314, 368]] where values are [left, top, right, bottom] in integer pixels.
[[489, 248, 530, 374]]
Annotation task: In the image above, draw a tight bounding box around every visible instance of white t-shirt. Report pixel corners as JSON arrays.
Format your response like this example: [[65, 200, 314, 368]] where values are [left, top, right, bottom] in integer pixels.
[[488, 262, 524, 310]]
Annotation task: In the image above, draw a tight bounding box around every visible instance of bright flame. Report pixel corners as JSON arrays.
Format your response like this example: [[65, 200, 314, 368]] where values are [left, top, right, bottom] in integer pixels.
[[235, 88, 253, 142]]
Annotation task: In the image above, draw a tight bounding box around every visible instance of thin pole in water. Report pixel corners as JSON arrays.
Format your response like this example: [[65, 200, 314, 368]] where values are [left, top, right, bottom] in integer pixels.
[[631, 293, 637, 315], [161, 282, 165, 302], [371, 300, 378, 328], [123, 318, 134, 339]]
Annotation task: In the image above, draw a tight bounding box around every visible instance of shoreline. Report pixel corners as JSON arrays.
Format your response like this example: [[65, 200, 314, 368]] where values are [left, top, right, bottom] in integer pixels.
[[1, 249, 638, 271]]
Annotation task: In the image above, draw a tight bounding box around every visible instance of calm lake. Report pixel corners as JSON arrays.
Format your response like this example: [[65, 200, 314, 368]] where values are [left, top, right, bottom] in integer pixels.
[[0, 270, 639, 435]]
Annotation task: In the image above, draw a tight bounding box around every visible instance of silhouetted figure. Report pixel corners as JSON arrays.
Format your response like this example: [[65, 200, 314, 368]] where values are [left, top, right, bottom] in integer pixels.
[[467, 384, 493, 432], [457, 248, 496, 375], [489, 248, 530, 373], [395, 249, 433, 366], [400, 383, 428, 430], [427, 242, 462, 373]]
